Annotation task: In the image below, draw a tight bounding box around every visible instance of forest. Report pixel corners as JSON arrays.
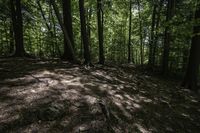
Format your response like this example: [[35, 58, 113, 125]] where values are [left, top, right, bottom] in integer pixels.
[[0, 0, 199, 132]]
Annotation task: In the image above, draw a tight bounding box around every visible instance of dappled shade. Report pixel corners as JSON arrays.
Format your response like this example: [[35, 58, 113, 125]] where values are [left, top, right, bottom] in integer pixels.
[[0, 58, 199, 132]]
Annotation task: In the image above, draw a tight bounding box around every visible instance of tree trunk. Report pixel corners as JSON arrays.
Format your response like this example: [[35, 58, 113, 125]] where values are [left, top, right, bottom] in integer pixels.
[[79, 0, 91, 65], [37, 0, 51, 32], [9, 21, 14, 54], [62, 0, 75, 60], [152, 0, 164, 66], [182, 4, 200, 91], [87, 7, 92, 53], [10, 0, 25, 57], [128, 0, 132, 63], [137, 0, 143, 65], [148, 3, 157, 66], [162, 0, 175, 74], [50, 0, 76, 62], [97, 0, 105, 64]]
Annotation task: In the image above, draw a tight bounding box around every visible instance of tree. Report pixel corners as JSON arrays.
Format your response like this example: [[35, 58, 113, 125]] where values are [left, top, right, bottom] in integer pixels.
[[148, 1, 157, 66], [128, 0, 132, 63], [9, 20, 14, 54], [182, 3, 200, 91], [162, 0, 175, 74], [10, 0, 26, 56], [51, 0, 76, 62], [152, 0, 164, 66], [62, 0, 75, 60], [79, 0, 91, 65], [97, 0, 105, 64], [137, 0, 144, 65]]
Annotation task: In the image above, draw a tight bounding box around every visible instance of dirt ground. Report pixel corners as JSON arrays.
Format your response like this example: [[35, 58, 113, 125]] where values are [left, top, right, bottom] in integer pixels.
[[0, 58, 199, 133]]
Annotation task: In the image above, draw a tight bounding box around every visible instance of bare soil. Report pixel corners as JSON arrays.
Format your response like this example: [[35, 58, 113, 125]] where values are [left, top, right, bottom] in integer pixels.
[[0, 58, 199, 133]]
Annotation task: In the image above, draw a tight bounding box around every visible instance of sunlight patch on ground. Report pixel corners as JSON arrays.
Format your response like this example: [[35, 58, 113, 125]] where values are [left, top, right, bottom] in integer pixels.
[[0, 113, 20, 124], [124, 94, 135, 101], [134, 123, 150, 133], [61, 89, 81, 100], [114, 94, 124, 100], [84, 95, 97, 104]]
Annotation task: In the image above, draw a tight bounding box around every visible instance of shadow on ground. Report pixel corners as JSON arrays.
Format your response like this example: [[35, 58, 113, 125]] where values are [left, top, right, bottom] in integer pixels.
[[0, 58, 199, 133]]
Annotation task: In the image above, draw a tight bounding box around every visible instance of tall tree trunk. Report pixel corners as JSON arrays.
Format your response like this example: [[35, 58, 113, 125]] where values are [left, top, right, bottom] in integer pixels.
[[128, 0, 132, 63], [97, 0, 105, 64], [148, 3, 157, 66], [87, 7, 92, 52], [62, 0, 75, 60], [152, 0, 164, 66], [137, 0, 143, 65], [79, 0, 91, 65], [50, 0, 76, 62], [10, 0, 25, 56], [182, 4, 200, 91], [50, 3, 61, 57], [162, 0, 175, 74], [9, 21, 14, 54]]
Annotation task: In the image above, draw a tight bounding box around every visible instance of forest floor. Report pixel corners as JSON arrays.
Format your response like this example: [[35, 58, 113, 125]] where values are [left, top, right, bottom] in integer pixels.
[[0, 58, 199, 133]]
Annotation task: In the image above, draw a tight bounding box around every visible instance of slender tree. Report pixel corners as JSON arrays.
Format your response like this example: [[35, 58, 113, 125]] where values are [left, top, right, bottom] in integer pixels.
[[87, 7, 92, 51], [137, 0, 144, 65], [97, 0, 105, 64], [128, 0, 132, 63], [62, 0, 75, 60], [37, 0, 51, 32], [182, 3, 200, 91], [152, 0, 164, 66], [162, 0, 175, 74], [148, 2, 157, 66], [9, 20, 14, 54], [79, 0, 91, 65]]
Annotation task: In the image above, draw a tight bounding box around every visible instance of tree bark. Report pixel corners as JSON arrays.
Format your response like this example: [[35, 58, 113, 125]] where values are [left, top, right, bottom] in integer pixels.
[[79, 0, 91, 65], [182, 4, 200, 91], [50, 0, 76, 62], [137, 0, 144, 65], [87, 7, 92, 53], [148, 3, 157, 66], [97, 0, 105, 64], [9, 21, 14, 54], [162, 0, 175, 74], [10, 0, 25, 56], [62, 0, 75, 60], [152, 0, 164, 66], [128, 0, 132, 63]]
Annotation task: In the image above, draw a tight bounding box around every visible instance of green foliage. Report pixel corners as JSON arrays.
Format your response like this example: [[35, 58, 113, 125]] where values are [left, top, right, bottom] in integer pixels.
[[0, 0, 198, 73]]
